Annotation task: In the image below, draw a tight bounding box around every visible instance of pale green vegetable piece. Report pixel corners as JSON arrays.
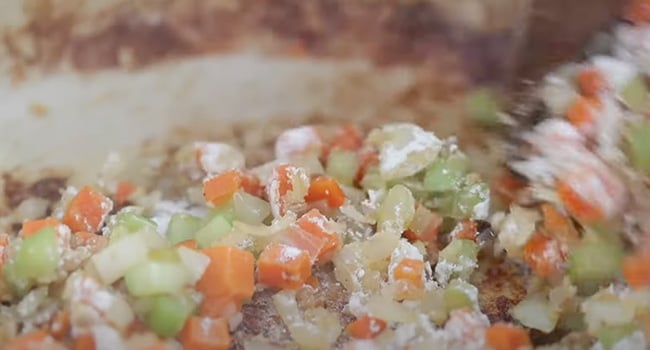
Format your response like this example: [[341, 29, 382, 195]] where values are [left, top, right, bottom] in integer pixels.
[[444, 279, 475, 313], [195, 214, 233, 248], [145, 294, 195, 337], [166, 213, 201, 245], [12, 227, 60, 281], [424, 154, 469, 192], [326, 149, 359, 186], [568, 238, 622, 294], [439, 239, 479, 264], [626, 120, 650, 173], [621, 75, 648, 113], [109, 211, 157, 244], [377, 184, 415, 235], [124, 260, 190, 296], [464, 88, 501, 125], [596, 323, 638, 350]]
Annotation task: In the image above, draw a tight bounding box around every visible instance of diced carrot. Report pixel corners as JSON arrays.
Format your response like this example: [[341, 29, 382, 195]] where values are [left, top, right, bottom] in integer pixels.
[[355, 149, 379, 185], [556, 180, 605, 223], [624, 0, 650, 24], [402, 230, 419, 243], [70, 231, 108, 253], [296, 209, 342, 264], [577, 67, 607, 97], [485, 323, 532, 350], [49, 311, 70, 340], [115, 181, 136, 206], [323, 124, 363, 160], [176, 240, 198, 250], [21, 217, 61, 238], [203, 170, 242, 206], [240, 172, 264, 198], [197, 246, 255, 302], [454, 220, 477, 241], [393, 258, 425, 300], [73, 332, 96, 350], [181, 316, 230, 350], [305, 176, 346, 208], [622, 250, 650, 288], [257, 243, 312, 290], [200, 296, 242, 319], [493, 170, 526, 205], [523, 232, 565, 278], [566, 96, 601, 132], [267, 164, 298, 217], [540, 203, 579, 244], [280, 226, 326, 264], [347, 316, 387, 339], [6, 330, 50, 350], [63, 186, 113, 233]]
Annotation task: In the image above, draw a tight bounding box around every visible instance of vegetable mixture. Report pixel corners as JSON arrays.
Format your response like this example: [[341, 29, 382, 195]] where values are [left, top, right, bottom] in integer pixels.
[[2, 2, 650, 350]]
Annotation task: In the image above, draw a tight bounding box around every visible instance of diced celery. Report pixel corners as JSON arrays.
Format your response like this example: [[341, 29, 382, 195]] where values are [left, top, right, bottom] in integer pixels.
[[116, 212, 157, 232], [596, 323, 637, 350], [2, 262, 33, 296], [88, 232, 150, 285], [437, 180, 489, 219], [626, 120, 650, 173], [194, 215, 233, 249], [444, 279, 475, 313], [621, 75, 648, 113], [377, 184, 415, 235], [145, 294, 195, 337], [166, 213, 201, 245], [110, 212, 157, 244], [326, 149, 359, 186], [455, 181, 489, 219], [124, 260, 190, 297], [360, 165, 384, 190], [464, 88, 501, 125], [203, 202, 235, 224], [233, 191, 271, 225], [12, 227, 60, 281], [568, 239, 622, 294], [439, 239, 479, 264], [424, 154, 469, 192]]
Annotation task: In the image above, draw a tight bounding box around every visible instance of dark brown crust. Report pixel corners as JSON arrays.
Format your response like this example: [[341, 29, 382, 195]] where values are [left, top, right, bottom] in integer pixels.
[[3, 0, 524, 85], [3, 175, 66, 210], [232, 264, 353, 349]]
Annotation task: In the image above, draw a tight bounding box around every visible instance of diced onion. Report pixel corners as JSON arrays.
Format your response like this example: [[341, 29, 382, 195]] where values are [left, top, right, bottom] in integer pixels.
[[88, 232, 150, 285], [512, 293, 559, 333], [177, 246, 210, 284], [366, 292, 418, 323], [272, 291, 339, 350], [233, 191, 271, 225]]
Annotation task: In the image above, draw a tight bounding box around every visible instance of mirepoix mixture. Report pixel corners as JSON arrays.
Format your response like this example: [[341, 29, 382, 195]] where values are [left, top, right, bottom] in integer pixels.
[[3, 2, 650, 350]]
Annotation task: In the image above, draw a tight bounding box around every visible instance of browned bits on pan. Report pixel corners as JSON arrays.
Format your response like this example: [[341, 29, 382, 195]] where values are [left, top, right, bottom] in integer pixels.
[[3, 175, 66, 209]]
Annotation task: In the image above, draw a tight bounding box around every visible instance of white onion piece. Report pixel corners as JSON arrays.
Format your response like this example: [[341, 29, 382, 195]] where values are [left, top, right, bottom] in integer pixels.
[[272, 291, 338, 350], [512, 293, 559, 333], [88, 233, 149, 285], [233, 191, 271, 225], [177, 246, 210, 284]]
